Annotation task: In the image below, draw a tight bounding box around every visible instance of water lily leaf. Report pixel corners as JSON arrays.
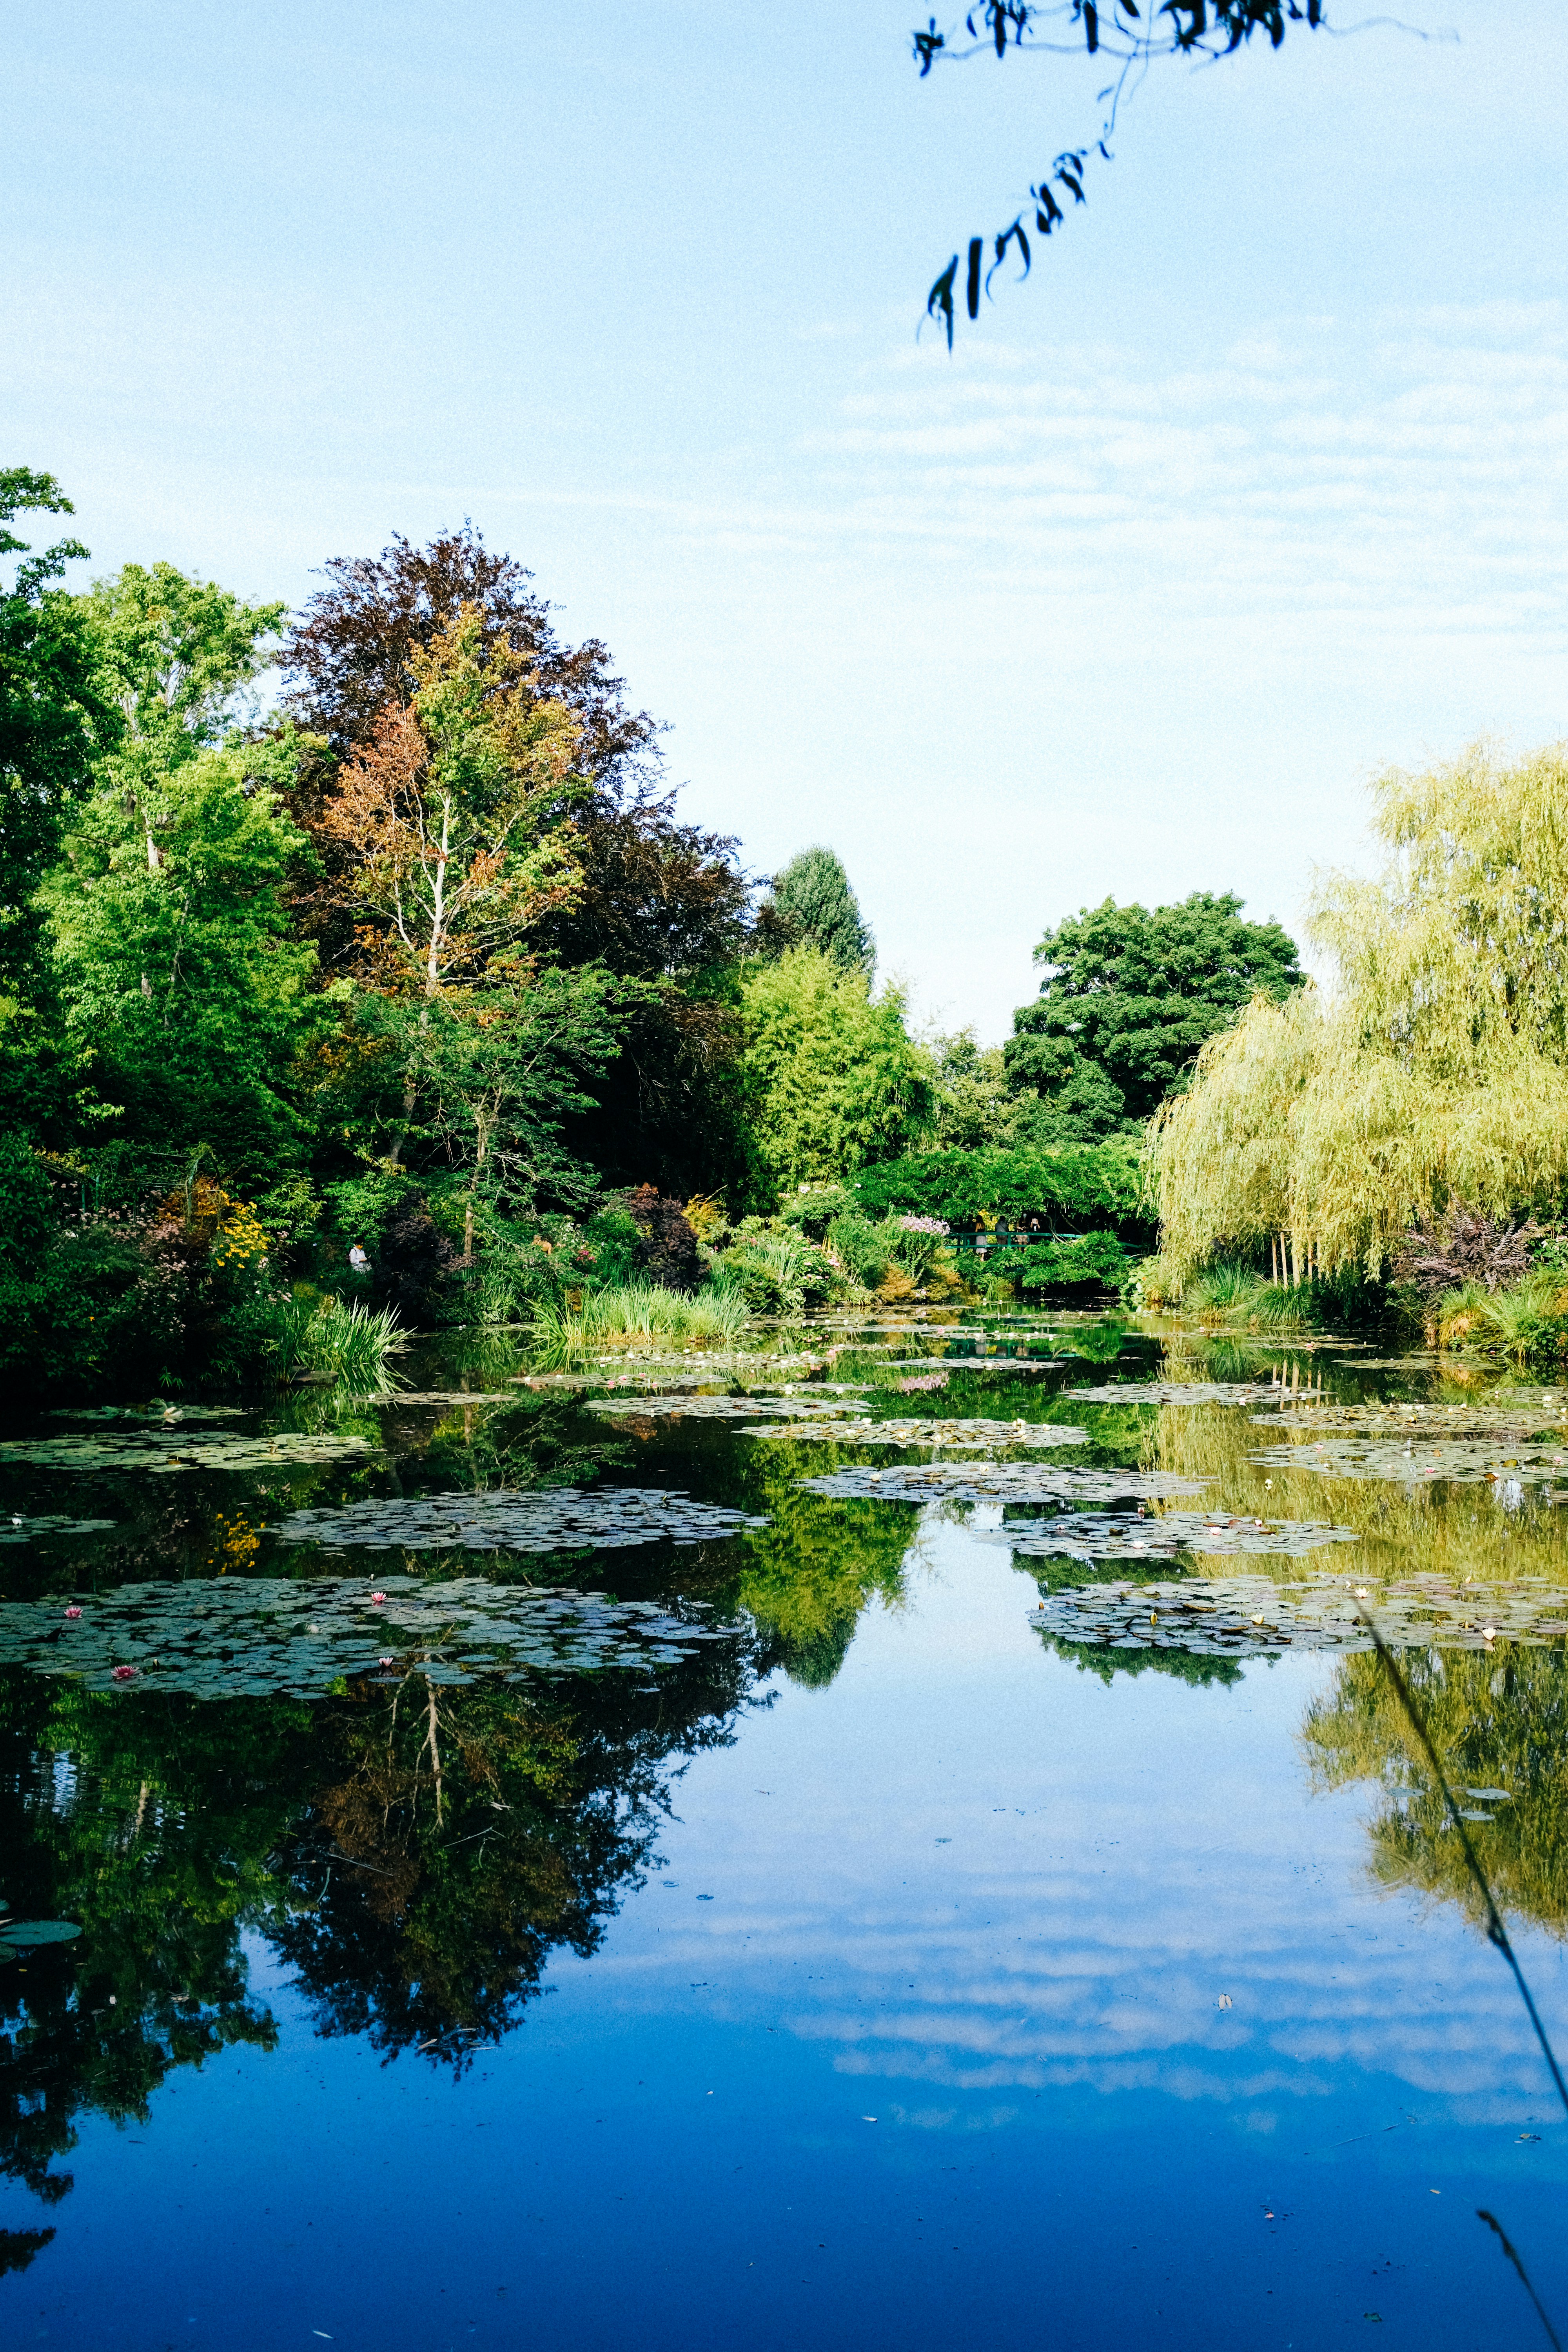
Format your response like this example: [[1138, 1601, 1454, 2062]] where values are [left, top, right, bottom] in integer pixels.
[[799, 1463, 1205, 1504], [0, 1920, 81, 1944], [985, 1509, 1361, 1561], [748, 1417, 1089, 1450], [1069, 1382, 1281, 1405]]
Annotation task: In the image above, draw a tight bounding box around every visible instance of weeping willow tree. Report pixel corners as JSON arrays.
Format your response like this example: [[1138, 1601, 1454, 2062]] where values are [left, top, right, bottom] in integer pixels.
[[1151, 743, 1568, 1275]]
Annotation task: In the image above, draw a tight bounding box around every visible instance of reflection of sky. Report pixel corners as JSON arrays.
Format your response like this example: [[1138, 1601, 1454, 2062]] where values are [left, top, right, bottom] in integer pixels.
[[581, 1512, 1568, 2126], [11, 1511, 1568, 2350]]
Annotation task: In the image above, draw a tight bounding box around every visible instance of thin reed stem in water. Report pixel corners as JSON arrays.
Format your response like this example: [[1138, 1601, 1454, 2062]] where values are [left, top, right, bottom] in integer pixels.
[[1357, 1611, 1568, 2120], [1477, 2211, 1564, 2352]]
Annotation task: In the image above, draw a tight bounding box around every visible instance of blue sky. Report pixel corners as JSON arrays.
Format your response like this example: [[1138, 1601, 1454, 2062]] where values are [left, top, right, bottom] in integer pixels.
[[7, 1, 1567, 1038]]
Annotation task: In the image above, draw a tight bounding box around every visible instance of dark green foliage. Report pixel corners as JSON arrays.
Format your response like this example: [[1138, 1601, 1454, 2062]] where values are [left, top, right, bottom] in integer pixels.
[[849, 1140, 1148, 1237], [987, 1229, 1130, 1293], [761, 846, 875, 975], [1005, 892, 1303, 1137]]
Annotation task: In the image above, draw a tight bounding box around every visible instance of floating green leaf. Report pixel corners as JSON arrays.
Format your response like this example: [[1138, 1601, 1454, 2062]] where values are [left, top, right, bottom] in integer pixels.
[[799, 1462, 1205, 1504], [1070, 1382, 1282, 1406], [0, 1430, 379, 1474], [0, 1514, 118, 1545], [986, 1509, 1361, 1561], [272, 1485, 768, 1553], [1027, 1570, 1568, 1657], [748, 1416, 1090, 1450], [0, 1573, 734, 1697]]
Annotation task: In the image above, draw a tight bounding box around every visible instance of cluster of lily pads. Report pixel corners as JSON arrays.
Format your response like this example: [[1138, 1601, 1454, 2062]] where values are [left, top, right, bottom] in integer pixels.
[[748, 1416, 1090, 1450], [798, 1462, 1205, 1504], [1068, 1381, 1284, 1406], [584, 1393, 869, 1424], [270, 1485, 768, 1553], [0, 1513, 117, 1546], [1028, 1570, 1568, 1657], [1256, 1401, 1568, 1437], [0, 1573, 731, 1697], [983, 1509, 1362, 1562], [0, 1429, 379, 1475], [1248, 1433, 1568, 1487]]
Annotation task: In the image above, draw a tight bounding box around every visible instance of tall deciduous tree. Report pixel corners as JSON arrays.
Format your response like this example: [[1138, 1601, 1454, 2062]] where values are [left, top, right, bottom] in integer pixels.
[[1151, 744, 1568, 1275], [40, 731, 328, 1176], [739, 946, 934, 1198], [0, 468, 106, 1131], [1005, 890, 1303, 1138]]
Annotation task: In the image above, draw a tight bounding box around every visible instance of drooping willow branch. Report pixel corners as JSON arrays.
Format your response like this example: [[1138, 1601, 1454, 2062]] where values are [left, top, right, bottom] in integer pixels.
[[918, 0, 1330, 345]]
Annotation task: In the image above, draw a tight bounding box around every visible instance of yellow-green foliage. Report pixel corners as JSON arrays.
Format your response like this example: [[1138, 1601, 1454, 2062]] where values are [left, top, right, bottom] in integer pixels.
[[1151, 743, 1568, 1274], [1302, 1648, 1568, 1938], [739, 946, 934, 1197]]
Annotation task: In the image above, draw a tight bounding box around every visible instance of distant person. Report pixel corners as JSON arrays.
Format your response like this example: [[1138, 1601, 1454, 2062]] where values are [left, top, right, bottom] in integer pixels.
[[348, 1243, 370, 1274]]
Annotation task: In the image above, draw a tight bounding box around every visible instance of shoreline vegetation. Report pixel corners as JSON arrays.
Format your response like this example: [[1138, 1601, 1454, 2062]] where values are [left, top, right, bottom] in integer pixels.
[[5, 475, 1568, 1396]]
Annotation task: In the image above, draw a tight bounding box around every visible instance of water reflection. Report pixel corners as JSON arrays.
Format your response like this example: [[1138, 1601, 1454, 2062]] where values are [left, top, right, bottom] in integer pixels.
[[1303, 1645, 1568, 1937], [0, 1622, 773, 2247]]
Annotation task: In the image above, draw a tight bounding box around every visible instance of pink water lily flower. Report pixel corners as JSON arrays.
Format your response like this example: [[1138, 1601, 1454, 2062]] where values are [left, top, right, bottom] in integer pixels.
[[379, 1655, 395, 1668], [111, 1665, 137, 1682], [64, 1606, 83, 1619], [370, 1591, 387, 1605]]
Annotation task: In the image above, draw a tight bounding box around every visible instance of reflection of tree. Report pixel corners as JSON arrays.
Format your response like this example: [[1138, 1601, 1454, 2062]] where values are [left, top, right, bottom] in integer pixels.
[[0, 1622, 769, 2260], [721, 1440, 920, 1687], [1146, 1384, 1568, 1589], [270, 1635, 762, 2062], [1302, 1648, 1568, 1937], [0, 1676, 291, 2223]]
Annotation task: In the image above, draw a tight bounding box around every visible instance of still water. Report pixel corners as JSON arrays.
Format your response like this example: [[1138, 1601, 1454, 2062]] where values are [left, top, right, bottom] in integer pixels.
[[2, 1314, 1565, 2349]]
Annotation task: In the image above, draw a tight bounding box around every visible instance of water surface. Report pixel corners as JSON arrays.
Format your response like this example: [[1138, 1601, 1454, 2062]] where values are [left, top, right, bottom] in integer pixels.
[[3, 1314, 1565, 2348]]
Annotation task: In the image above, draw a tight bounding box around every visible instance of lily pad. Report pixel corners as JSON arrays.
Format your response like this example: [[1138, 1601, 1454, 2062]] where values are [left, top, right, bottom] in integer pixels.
[[985, 1509, 1361, 1562], [0, 1573, 735, 1697], [584, 1393, 869, 1423], [748, 1416, 1090, 1450], [271, 1485, 768, 1553], [0, 1919, 82, 1945], [0, 1514, 117, 1545], [1248, 1432, 1566, 1486], [0, 1430, 379, 1474], [798, 1462, 1206, 1505], [1069, 1382, 1283, 1406], [1028, 1570, 1568, 1657]]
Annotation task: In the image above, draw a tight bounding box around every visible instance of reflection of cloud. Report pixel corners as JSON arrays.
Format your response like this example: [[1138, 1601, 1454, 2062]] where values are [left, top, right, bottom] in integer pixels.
[[579, 1528, 1567, 2132]]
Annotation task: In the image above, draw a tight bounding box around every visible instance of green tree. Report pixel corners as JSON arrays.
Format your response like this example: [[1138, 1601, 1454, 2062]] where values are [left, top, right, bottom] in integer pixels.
[[1151, 745, 1568, 1276], [739, 945, 934, 1199], [0, 469, 107, 1132], [761, 846, 875, 975], [928, 1026, 1021, 1151], [40, 731, 328, 1175], [1005, 891, 1303, 1139]]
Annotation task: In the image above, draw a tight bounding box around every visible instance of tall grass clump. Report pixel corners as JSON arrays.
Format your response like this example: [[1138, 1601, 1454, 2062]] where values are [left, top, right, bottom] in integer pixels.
[[528, 1281, 749, 1367], [276, 1293, 408, 1391]]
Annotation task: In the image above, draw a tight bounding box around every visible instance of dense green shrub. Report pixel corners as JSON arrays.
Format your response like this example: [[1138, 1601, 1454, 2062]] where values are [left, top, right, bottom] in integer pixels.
[[848, 1141, 1150, 1238]]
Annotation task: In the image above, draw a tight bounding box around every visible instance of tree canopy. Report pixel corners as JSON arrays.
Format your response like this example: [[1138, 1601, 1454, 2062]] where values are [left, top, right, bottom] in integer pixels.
[[739, 946, 933, 1197], [1151, 744, 1568, 1274], [1005, 889, 1302, 1139], [761, 846, 875, 976]]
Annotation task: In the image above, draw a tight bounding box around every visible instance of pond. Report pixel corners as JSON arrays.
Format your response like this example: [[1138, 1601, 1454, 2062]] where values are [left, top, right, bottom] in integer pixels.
[[2, 1310, 1566, 2349]]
